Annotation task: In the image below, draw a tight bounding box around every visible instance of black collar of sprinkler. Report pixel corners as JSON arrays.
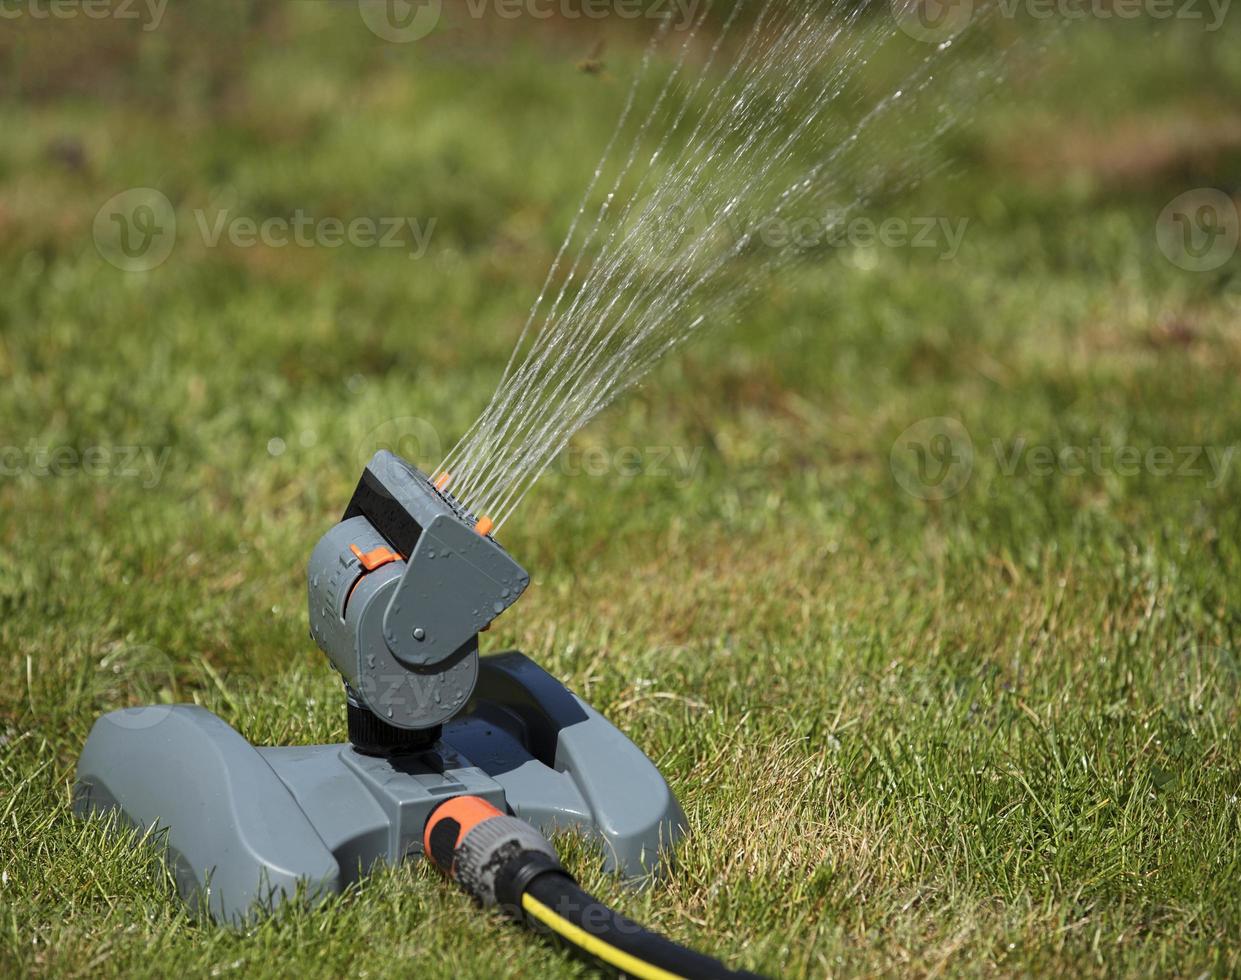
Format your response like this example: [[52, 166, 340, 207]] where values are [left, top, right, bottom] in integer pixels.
[[345, 684, 444, 757]]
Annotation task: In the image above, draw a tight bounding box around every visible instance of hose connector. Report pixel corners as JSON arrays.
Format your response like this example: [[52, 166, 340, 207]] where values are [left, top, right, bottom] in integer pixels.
[[424, 796, 565, 910]]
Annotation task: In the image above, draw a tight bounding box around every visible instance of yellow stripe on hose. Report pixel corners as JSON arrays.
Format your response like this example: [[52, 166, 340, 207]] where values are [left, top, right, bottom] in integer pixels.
[[520, 891, 683, 980]]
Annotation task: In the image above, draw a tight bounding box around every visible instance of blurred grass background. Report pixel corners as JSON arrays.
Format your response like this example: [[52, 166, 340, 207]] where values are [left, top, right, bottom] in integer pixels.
[[1, 2, 1240, 977]]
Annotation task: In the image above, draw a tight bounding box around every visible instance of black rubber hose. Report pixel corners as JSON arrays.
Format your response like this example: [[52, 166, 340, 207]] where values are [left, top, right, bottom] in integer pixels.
[[520, 870, 766, 980]]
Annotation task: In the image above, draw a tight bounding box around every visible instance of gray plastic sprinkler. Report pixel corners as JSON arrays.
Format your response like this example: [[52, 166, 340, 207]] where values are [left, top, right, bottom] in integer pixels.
[[74, 451, 687, 922], [74, 452, 763, 976]]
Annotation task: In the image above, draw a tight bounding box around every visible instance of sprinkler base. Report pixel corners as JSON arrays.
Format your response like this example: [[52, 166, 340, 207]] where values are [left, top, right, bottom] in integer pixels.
[[74, 651, 685, 923]]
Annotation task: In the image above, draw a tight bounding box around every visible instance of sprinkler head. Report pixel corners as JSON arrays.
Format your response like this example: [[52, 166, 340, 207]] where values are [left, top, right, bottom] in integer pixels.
[[308, 451, 529, 736]]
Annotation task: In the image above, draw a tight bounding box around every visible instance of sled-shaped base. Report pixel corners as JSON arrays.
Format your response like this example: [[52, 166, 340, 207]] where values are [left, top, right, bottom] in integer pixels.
[[74, 652, 686, 922]]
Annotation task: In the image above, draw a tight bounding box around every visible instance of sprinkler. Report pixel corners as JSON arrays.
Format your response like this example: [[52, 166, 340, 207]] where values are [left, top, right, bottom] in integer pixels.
[[74, 451, 756, 977]]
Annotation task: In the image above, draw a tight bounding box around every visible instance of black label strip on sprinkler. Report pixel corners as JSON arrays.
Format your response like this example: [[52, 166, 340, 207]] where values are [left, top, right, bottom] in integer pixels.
[[342, 465, 424, 557]]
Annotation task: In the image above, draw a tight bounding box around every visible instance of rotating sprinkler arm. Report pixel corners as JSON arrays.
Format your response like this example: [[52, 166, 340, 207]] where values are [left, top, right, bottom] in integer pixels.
[[308, 451, 529, 742]]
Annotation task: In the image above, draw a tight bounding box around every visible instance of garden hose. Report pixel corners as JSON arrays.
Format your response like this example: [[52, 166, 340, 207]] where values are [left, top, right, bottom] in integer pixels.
[[424, 796, 764, 980]]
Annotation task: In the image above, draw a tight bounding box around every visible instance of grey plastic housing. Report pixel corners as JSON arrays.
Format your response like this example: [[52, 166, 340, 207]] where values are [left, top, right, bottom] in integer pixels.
[[307, 452, 529, 729], [346, 451, 529, 668], [308, 517, 479, 729], [74, 652, 687, 923]]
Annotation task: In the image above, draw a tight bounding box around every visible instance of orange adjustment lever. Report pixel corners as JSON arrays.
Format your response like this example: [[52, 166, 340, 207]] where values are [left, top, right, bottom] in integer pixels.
[[349, 543, 403, 572]]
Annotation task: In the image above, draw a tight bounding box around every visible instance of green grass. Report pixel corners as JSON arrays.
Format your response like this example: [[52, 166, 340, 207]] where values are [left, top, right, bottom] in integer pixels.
[[2, 5, 1240, 977]]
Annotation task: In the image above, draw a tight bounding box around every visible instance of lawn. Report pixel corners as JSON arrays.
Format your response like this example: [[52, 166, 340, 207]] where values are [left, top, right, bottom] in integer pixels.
[[1, 3, 1240, 977]]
